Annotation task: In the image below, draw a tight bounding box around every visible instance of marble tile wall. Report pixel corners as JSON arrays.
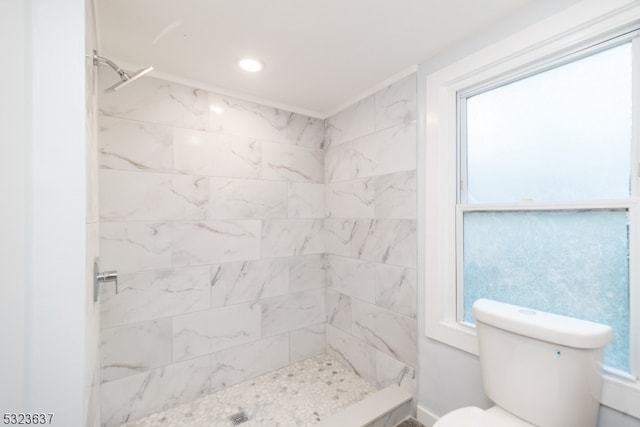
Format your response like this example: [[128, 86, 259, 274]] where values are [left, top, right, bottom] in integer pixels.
[[324, 74, 418, 396], [98, 71, 418, 426], [97, 73, 326, 426]]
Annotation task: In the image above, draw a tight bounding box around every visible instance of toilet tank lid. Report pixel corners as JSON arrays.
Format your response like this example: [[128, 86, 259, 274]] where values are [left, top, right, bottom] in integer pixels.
[[472, 299, 613, 349]]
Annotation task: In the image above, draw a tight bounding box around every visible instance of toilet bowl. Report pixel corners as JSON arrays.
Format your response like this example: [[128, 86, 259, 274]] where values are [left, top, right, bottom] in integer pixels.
[[433, 299, 612, 427]]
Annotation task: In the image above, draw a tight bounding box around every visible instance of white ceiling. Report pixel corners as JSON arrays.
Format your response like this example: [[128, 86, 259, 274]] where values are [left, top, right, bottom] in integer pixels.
[[96, 0, 535, 118]]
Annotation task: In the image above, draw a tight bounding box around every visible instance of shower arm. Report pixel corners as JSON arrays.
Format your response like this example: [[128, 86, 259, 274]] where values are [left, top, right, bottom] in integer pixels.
[[90, 50, 154, 92], [92, 51, 130, 81]]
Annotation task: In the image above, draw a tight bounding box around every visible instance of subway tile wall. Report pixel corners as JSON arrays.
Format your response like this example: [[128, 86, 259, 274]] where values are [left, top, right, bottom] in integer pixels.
[[98, 72, 416, 426]]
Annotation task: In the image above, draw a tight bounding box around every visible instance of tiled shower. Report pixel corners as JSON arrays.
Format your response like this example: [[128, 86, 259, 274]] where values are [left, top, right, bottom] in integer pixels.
[[97, 71, 417, 426]]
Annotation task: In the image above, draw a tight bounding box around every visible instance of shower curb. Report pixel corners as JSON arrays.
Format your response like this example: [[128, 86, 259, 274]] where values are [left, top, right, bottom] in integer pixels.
[[316, 385, 412, 427]]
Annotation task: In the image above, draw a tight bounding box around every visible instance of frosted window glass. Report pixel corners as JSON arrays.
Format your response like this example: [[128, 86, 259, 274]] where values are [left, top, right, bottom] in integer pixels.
[[462, 210, 630, 372], [466, 43, 632, 203]]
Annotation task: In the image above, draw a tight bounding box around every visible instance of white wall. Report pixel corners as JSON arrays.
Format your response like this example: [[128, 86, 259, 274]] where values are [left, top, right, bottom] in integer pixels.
[[27, 0, 92, 426], [0, 0, 92, 425], [416, 1, 640, 426], [1, 2, 97, 425], [0, 0, 28, 413]]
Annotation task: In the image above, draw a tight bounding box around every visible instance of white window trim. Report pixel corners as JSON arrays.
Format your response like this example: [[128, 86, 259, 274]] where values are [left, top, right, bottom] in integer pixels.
[[424, 0, 640, 418]]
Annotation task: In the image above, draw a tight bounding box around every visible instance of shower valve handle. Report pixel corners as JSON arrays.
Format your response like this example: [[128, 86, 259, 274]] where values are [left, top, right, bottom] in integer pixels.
[[93, 258, 119, 302], [97, 270, 119, 292]]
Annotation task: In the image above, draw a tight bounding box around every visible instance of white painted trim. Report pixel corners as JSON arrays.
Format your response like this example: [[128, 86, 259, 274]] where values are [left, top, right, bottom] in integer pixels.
[[424, 0, 640, 419], [322, 65, 418, 119], [416, 405, 439, 427], [602, 372, 640, 419], [151, 68, 327, 119]]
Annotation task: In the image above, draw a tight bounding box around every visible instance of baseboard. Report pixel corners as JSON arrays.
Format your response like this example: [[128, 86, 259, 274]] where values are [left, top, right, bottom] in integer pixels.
[[416, 405, 439, 427]]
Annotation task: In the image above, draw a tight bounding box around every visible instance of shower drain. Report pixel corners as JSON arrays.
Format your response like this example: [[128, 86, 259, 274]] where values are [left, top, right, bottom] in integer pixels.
[[229, 411, 249, 425]]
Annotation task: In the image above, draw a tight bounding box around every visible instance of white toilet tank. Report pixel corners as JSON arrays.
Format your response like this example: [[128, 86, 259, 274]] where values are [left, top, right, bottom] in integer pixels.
[[473, 299, 613, 427]]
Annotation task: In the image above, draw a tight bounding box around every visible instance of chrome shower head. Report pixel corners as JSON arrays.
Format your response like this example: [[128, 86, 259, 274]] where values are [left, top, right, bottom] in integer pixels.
[[92, 50, 153, 93], [104, 65, 154, 92]]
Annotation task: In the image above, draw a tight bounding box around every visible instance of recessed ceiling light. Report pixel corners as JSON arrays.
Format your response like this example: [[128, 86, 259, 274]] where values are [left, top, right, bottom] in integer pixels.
[[238, 58, 264, 72], [210, 104, 225, 115]]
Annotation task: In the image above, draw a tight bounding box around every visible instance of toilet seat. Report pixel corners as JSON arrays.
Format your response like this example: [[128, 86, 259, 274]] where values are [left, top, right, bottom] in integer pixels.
[[433, 406, 534, 427]]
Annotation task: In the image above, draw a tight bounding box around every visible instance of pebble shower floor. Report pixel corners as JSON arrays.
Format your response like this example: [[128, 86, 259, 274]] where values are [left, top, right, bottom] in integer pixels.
[[127, 354, 378, 427]]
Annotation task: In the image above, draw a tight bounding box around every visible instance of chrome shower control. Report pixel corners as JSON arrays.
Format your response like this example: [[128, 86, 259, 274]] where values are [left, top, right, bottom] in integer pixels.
[[93, 258, 119, 302]]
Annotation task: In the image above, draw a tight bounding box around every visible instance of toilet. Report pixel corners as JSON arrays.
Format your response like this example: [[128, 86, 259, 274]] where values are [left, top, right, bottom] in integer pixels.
[[434, 299, 613, 427]]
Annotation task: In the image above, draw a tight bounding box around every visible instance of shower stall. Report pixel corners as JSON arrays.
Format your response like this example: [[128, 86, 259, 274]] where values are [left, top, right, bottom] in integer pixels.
[[96, 68, 418, 426]]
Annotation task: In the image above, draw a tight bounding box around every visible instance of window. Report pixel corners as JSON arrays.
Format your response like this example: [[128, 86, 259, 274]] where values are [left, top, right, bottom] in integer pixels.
[[460, 42, 632, 373], [424, 1, 640, 418]]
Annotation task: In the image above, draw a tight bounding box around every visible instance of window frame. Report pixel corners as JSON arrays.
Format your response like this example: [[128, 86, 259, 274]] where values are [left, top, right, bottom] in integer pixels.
[[424, 0, 640, 418], [457, 38, 638, 374]]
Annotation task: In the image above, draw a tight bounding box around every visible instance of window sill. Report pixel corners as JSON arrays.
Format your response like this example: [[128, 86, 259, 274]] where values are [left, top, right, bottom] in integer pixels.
[[602, 373, 640, 419]]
